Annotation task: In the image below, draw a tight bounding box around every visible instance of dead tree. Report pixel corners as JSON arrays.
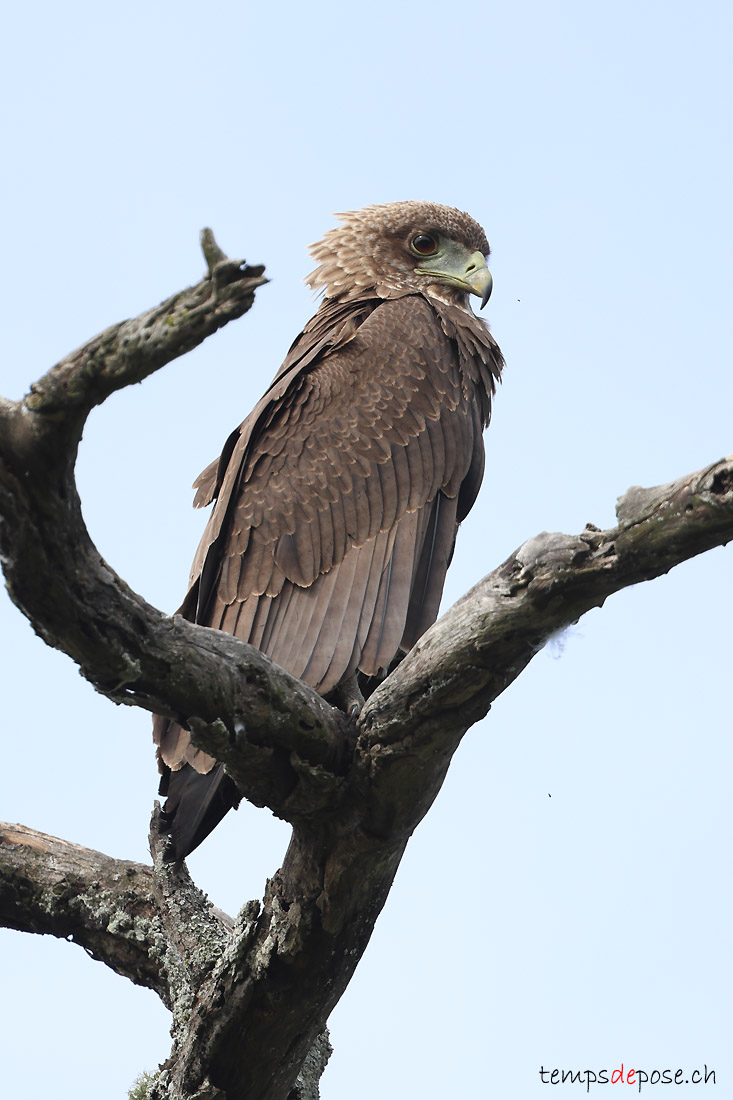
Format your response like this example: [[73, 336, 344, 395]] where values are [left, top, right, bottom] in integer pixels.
[[0, 234, 731, 1100]]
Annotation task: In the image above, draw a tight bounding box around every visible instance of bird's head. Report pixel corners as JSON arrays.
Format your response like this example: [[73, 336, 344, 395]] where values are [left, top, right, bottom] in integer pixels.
[[306, 201, 494, 310]]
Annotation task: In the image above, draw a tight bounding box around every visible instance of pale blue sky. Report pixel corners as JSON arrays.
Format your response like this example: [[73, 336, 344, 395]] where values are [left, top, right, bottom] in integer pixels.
[[1, 1, 731, 1097]]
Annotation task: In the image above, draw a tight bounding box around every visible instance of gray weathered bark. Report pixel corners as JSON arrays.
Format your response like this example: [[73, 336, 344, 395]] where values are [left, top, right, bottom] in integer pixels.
[[0, 232, 731, 1100]]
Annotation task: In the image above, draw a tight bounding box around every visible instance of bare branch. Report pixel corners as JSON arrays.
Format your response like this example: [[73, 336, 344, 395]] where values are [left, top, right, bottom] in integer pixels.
[[200, 228, 229, 275], [0, 821, 168, 1001], [19, 257, 266, 425], [149, 806, 233, 985]]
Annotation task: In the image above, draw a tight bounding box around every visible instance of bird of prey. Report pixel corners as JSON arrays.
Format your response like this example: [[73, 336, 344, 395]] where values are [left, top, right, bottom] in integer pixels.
[[154, 201, 504, 861]]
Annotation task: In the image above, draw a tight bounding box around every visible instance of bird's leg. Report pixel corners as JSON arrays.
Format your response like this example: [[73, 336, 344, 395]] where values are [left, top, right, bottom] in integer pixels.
[[333, 673, 365, 722]]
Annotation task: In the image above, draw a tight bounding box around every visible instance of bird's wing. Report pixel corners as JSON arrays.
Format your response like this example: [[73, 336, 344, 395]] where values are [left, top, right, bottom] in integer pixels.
[[157, 294, 491, 775], [190, 298, 378, 512]]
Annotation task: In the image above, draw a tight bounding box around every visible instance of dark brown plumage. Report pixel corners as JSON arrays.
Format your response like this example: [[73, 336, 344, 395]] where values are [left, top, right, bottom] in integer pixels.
[[154, 201, 504, 860]]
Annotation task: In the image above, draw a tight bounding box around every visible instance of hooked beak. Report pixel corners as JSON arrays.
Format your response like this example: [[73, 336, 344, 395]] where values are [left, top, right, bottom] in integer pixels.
[[464, 251, 493, 309]]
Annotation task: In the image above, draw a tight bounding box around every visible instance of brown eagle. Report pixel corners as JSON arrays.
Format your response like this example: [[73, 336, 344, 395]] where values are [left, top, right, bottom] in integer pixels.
[[154, 201, 504, 860]]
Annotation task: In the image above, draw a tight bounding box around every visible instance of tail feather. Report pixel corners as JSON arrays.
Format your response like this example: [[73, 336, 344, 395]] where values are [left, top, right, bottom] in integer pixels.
[[159, 763, 241, 862]]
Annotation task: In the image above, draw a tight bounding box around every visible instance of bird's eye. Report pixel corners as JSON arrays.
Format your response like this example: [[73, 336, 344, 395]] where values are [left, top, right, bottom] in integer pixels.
[[411, 234, 437, 256]]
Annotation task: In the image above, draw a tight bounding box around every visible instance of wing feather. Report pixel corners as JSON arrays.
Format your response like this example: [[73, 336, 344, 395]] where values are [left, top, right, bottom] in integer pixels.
[[360, 508, 420, 673], [263, 581, 314, 674], [389, 442, 411, 518], [219, 599, 240, 634], [319, 531, 391, 692], [417, 420, 435, 499], [276, 567, 342, 682], [353, 479, 372, 546], [328, 491, 348, 564], [402, 492, 459, 648], [233, 593, 259, 644], [301, 542, 363, 688], [376, 452, 399, 529], [260, 581, 295, 656]]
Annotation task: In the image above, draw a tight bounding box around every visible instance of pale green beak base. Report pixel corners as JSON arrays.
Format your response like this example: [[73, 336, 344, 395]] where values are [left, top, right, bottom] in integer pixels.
[[416, 245, 493, 309]]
